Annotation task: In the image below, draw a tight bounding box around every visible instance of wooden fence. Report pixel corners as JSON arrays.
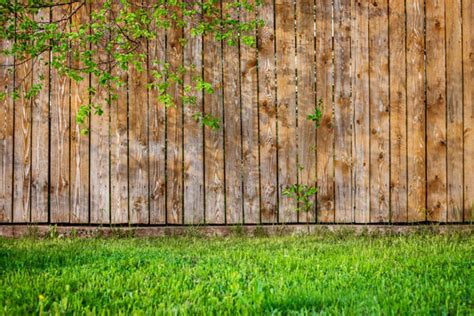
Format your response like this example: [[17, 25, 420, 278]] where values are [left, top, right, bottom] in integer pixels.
[[1, 0, 473, 225]]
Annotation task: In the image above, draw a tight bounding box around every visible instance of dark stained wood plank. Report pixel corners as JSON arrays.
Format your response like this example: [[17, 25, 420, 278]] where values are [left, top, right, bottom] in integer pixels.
[[203, 0, 225, 224], [240, 0, 260, 224], [463, 0, 474, 222], [109, 0, 128, 224], [148, 17, 166, 225], [0, 30, 14, 222], [31, 7, 50, 223], [369, 0, 390, 223], [351, 0, 369, 223], [334, 0, 352, 223], [223, 0, 243, 224], [50, 5, 71, 223], [446, 0, 463, 222], [406, 0, 426, 222], [90, 0, 110, 224], [275, 0, 297, 223], [426, 0, 447, 222], [316, 0, 335, 223], [183, 0, 204, 225], [296, 0, 316, 223], [257, 0, 277, 224], [70, 2, 89, 223], [389, 0, 408, 223]]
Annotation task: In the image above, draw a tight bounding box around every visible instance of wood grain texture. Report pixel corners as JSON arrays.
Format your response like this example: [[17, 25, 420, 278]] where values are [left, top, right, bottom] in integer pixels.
[[223, 0, 243, 224], [316, 0, 334, 223], [275, 0, 297, 223], [31, 7, 50, 223], [446, 0, 463, 222], [389, 0, 408, 223], [351, 0, 370, 223], [406, 0, 426, 222], [0, 32, 14, 222], [334, 0, 352, 223], [240, 0, 260, 224], [70, 2, 89, 223], [183, 0, 204, 225], [166, 7, 183, 225], [110, 0, 129, 224], [50, 5, 71, 223], [257, 0, 277, 223], [369, 0, 390, 223], [203, 0, 225, 224], [426, 0, 447, 222], [148, 22, 166, 224], [463, 0, 474, 222], [90, 0, 110, 224]]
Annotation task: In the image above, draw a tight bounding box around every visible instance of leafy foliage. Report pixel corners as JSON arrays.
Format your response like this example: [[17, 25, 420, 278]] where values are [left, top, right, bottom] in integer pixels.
[[282, 183, 318, 213], [306, 97, 324, 127], [0, 0, 263, 132]]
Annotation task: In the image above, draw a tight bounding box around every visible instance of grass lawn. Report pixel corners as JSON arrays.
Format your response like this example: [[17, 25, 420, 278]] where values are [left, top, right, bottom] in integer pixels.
[[0, 231, 472, 314]]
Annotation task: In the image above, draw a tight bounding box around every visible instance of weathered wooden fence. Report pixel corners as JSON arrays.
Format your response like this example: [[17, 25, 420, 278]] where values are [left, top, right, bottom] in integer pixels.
[[1, 0, 473, 225]]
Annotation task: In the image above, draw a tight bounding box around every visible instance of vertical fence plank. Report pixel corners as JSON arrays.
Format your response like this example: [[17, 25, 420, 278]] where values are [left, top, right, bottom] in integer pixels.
[[50, 5, 71, 223], [149, 20, 166, 224], [70, 2, 89, 223], [463, 0, 474, 222], [183, 0, 204, 225], [389, 0, 408, 223], [276, 0, 297, 223], [406, 0, 426, 222], [446, 0, 463, 222], [369, 0, 390, 223], [31, 7, 50, 223], [166, 6, 183, 225], [257, 0, 277, 223], [316, 0, 334, 223], [90, 0, 110, 224], [204, 0, 225, 224], [0, 32, 14, 223], [334, 0, 352, 223], [296, 0, 316, 223], [426, 0, 447, 222], [352, 0, 370, 223], [241, 0, 260, 224], [223, 0, 243, 224]]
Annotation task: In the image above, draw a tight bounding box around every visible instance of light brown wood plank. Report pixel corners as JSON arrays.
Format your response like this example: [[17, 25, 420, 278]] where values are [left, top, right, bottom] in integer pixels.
[[426, 0, 447, 222], [257, 0, 277, 224], [275, 0, 297, 223], [316, 0, 335, 223], [389, 0, 408, 223], [165, 6, 183, 225], [50, 5, 71, 223], [223, 0, 243, 224], [296, 0, 316, 223], [70, 2, 89, 224], [406, 0, 426, 222], [31, 7, 50, 223], [183, 0, 204, 225], [90, 0, 110, 224], [0, 31, 14, 223], [351, 0, 369, 223], [110, 1, 128, 225], [203, 0, 225, 224], [241, 0, 260, 224], [334, 0, 352, 223], [149, 20, 167, 224], [446, 0, 463, 222], [369, 0, 390, 223], [463, 0, 474, 222]]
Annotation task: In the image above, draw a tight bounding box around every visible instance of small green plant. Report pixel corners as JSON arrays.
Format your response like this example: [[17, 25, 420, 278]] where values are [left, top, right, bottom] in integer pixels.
[[283, 184, 318, 213], [47, 225, 59, 239], [307, 98, 324, 128]]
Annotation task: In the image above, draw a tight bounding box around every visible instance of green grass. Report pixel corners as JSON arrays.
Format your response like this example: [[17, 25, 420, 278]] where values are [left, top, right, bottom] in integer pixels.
[[0, 232, 473, 314]]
